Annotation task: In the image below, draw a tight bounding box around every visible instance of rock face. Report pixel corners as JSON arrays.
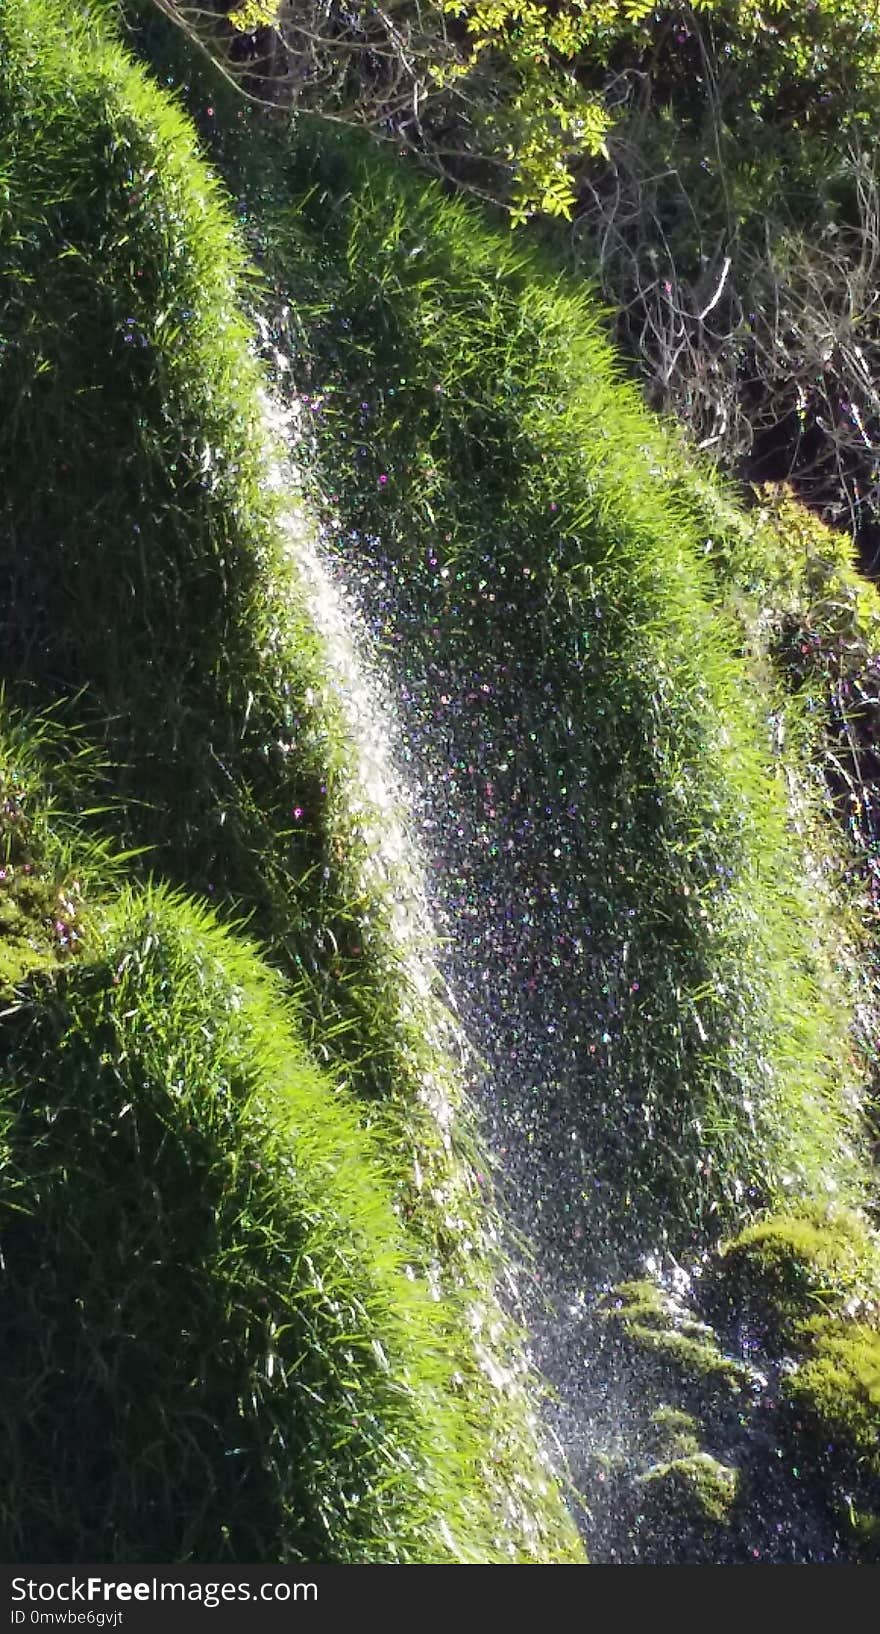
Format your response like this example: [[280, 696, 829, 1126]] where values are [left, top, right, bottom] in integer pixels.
[[576, 1207, 880, 1563]]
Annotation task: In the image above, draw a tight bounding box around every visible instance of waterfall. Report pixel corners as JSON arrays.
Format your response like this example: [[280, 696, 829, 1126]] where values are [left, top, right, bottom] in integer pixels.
[[254, 378, 628, 1544], [257, 388, 581, 1553], [261, 388, 461, 1149], [253, 357, 878, 1565]]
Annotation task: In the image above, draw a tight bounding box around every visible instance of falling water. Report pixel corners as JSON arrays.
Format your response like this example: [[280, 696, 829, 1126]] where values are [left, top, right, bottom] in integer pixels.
[[258, 391, 561, 1472], [261, 389, 462, 1151], [252, 379, 624, 1539], [256, 369, 862, 1564], [307, 510, 624, 1516], [298, 512, 861, 1563]]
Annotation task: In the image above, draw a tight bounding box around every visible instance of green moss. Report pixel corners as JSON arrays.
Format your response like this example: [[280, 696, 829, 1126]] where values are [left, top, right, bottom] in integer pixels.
[[646, 1406, 702, 1460], [599, 1279, 752, 1401], [0, 805, 57, 994], [0, 936, 57, 997], [713, 1207, 880, 1349], [0, 715, 108, 997], [0, 870, 60, 994], [783, 1323, 880, 1482], [639, 1451, 740, 1527]]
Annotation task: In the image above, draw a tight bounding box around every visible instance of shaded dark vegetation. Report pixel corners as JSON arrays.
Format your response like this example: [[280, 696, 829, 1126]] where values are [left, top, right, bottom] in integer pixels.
[[747, 411, 880, 580]]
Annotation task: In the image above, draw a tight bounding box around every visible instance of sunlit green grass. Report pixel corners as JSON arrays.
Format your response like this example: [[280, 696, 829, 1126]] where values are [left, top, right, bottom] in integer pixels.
[[0, 0, 582, 1563], [183, 112, 873, 1253], [0, 766, 560, 1560]]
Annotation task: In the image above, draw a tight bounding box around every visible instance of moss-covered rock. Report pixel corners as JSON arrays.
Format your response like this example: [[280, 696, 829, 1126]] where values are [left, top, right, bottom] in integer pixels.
[[710, 1207, 880, 1350], [630, 1451, 741, 1563], [782, 1322, 880, 1481], [598, 1278, 753, 1405], [639, 1450, 740, 1527]]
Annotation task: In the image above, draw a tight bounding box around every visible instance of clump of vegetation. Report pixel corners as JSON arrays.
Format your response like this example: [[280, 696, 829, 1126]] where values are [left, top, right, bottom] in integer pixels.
[[597, 1278, 753, 1406], [710, 1206, 880, 1349], [0, 867, 567, 1562], [0, 0, 582, 1562]]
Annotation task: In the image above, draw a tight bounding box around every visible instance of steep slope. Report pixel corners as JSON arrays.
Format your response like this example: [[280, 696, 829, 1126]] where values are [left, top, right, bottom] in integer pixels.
[[1, 0, 878, 1564], [227, 121, 872, 1254], [0, 0, 581, 1562]]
